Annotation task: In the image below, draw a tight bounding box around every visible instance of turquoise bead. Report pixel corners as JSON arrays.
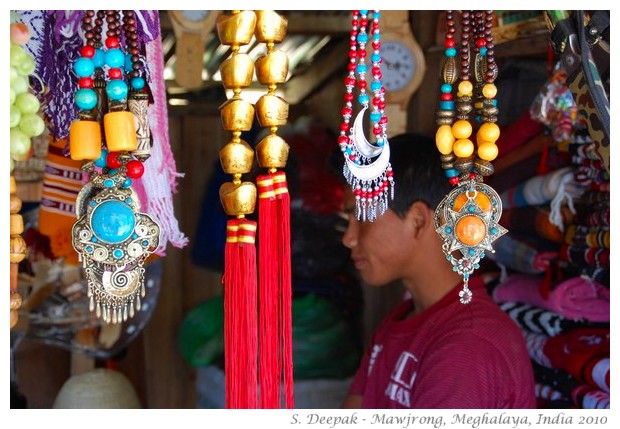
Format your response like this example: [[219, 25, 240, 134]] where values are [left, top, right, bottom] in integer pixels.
[[373, 11, 380, 18], [439, 101, 454, 110], [91, 200, 135, 244], [124, 53, 133, 72], [113, 248, 124, 259], [131, 77, 145, 90], [105, 48, 125, 68], [357, 94, 369, 104], [104, 179, 114, 187], [445, 168, 459, 178], [359, 10, 368, 14], [369, 112, 381, 123], [93, 49, 105, 68], [122, 178, 133, 188], [371, 53, 381, 63], [356, 63, 367, 74], [480, 47, 487, 56], [94, 149, 109, 168], [370, 81, 382, 91], [441, 83, 452, 93], [106, 79, 128, 101], [74, 57, 94, 77], [445, 227, 452, 233], [357, 33, 368, 43], [373, 33, 381, 41], [75, 88, 97, 110], [445, 47, 457, 57]]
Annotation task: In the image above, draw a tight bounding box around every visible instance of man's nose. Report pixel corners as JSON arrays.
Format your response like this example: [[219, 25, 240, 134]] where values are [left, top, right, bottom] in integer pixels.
[[342, 219, 358, 249]]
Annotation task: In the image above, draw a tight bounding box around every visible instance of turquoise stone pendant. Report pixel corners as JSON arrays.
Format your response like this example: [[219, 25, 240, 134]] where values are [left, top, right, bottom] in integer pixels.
[[72, 170, 160, 323]]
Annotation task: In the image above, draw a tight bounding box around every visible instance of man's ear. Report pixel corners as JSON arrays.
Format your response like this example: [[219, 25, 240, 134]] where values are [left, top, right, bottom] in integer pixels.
[[406, 201, 434, 237]]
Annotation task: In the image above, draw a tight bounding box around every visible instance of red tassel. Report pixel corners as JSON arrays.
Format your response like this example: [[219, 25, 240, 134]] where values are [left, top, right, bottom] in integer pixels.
[[223, 219, 258, 408], [224, 219, 240, 408], [257, 175, 280, 408], [273, 171, 294, 408]]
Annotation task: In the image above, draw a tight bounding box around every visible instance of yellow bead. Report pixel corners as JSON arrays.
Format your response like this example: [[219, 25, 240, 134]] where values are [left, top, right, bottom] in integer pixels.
[[69, 120, 102, 161], [453, 138, 474, 158], [477, 122, 500, 143], [435, 125, 455, 155], [451, 119, 472, 139], [453, 192, 492, 213], [104, 111, 137, 152], [456, 215, 486, 246], [482, 83, 497, 99], [458, 80, 473, 96], [477, 141, 499, 161]]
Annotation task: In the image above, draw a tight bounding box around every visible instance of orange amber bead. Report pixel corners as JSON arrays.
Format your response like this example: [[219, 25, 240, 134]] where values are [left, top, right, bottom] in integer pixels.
[[69, 120, 102, 160], [104, 111, 137, 152], [455, 215, 486, 246], [453, 192, 492, 212]]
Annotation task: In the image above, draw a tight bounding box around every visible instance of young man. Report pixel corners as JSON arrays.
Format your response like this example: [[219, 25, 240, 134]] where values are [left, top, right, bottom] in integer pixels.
[[340, 133, 536, 409]]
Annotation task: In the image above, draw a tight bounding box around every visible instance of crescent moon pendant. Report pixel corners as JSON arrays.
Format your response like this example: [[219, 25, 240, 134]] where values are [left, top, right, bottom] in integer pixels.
[[345, 138, 391, 181], [351, 106, 383, 158]]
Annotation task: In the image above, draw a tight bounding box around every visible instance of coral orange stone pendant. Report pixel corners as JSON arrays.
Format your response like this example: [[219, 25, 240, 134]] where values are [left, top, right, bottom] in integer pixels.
[[434, 180, 507, 303]]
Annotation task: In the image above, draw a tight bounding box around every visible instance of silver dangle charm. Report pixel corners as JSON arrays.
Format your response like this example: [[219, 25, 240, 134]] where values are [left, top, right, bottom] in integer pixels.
[[342, 106, 394, 222], [72, 169, 160, 323], [434, 179, 507, 303]]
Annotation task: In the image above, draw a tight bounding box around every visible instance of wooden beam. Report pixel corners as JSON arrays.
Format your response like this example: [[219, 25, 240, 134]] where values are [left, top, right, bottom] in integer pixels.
[[160, 11, 350, 36], [285, 13, 350, 35], [283, 39, 349, 105]]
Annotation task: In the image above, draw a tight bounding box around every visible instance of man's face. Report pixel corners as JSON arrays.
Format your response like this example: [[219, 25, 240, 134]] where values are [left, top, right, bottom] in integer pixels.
[[340, 187, 411, 287]]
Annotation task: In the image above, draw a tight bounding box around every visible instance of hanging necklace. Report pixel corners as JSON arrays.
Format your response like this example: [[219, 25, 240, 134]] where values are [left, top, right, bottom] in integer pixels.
[[69, 10, 160, 323], [339, 10, 394, 222], [434, 10, 506, 304]]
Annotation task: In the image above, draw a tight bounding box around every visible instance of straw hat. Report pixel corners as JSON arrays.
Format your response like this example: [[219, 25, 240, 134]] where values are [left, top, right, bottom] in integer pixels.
[[53, 368, 141, 409]]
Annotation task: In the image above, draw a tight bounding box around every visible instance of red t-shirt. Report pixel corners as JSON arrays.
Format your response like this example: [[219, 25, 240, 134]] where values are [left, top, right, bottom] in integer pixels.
[[349, 278, 536, 408]]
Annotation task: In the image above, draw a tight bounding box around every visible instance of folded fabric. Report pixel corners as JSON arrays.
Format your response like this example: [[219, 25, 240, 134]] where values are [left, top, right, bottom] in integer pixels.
[[499, 302, 608, 337], [489, 235, 557, 274], [564, 225, 610, 249], [535, 383, 566, 402], [495, 110, 545, 158], [499, 206, 564, 243], [572, 385, 610, 409], [500, 167, 572, 209], [544, 327, 609, 393], [531, 361, 581, 399], [493, 274, 610, 322], [523, 329, 609, 393], [559, 244, 610, 269]]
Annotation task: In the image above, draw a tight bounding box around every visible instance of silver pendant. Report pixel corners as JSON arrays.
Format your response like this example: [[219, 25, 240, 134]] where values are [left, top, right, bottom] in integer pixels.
[[72, 172, 160, 323], [342, 107, 394, 222], [434, 179, 507, 303]]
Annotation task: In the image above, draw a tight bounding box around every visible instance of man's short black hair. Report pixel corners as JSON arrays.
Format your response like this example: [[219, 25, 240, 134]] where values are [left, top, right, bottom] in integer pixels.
[[387, 133, 452, 217]]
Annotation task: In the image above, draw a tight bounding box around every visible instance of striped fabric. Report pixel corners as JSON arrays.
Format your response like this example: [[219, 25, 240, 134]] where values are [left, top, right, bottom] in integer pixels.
[[38, 138, 83, 264]]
